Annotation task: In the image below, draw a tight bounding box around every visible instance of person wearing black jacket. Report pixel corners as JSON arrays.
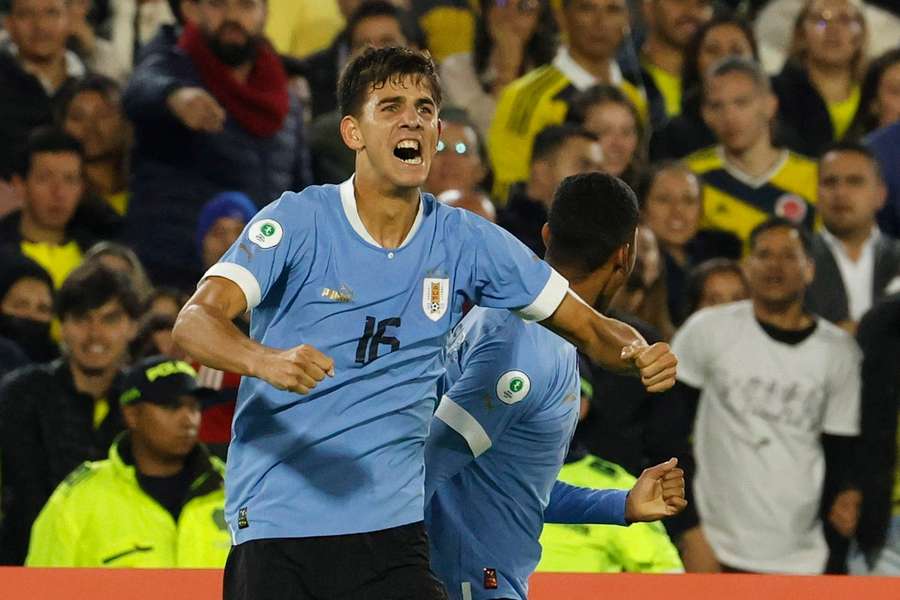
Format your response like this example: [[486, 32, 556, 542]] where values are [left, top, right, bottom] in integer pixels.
[[850, 293, 900, 574], [0, 262, 141, 565], [0, 0, 86, 180]]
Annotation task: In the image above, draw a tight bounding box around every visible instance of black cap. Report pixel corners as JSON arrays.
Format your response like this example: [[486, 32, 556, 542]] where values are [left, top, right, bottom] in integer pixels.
[[119, 356, 213, 407]]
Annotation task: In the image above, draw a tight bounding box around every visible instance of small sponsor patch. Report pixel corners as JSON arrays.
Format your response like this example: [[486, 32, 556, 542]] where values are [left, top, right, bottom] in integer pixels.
[[238, 507, 249, 529], [496, 370, 531, 405], [248, 219, 283, 249]]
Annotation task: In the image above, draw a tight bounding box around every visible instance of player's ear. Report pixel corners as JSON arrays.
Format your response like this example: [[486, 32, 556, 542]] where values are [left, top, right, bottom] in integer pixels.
[[540, 223, 551, 252], [340, 115, 364, 151]]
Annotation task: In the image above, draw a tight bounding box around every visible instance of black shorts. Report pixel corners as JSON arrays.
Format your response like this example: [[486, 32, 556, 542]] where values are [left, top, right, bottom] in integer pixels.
[[223, 521, 449, 600]]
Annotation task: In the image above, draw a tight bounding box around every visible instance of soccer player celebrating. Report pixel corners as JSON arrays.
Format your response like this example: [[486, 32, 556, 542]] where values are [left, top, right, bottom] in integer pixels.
[[173, 47, 677, 599], [425, 173, 687, 600]]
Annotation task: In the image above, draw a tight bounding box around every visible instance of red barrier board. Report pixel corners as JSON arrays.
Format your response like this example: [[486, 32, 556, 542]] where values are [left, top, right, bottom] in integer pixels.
[[2, 568, 899, 599]]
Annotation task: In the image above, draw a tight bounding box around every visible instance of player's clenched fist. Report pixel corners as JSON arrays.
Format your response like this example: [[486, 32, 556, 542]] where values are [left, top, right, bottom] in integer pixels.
[[625, 458, 687, 523], [257, 344, 335, 394], [620, 341, 677, 393]]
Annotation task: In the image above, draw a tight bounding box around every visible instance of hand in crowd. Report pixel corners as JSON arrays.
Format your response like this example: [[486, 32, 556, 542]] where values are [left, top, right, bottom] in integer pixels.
[[167, 87, 227, 133], [256, 344, 335, 395], [624, 458, 687, 522], [829, 489, 863, 538], [621, 341, 678, 393]]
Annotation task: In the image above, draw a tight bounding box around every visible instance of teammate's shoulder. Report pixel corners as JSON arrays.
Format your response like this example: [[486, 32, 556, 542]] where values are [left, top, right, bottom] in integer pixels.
[[457, 305, 520, 344], [684, 146, 722, 172]]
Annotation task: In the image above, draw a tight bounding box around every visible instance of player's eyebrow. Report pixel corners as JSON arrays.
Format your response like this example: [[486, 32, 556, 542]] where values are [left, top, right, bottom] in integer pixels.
[[415, 97, 436, 109], [377, 96, 405, 106]]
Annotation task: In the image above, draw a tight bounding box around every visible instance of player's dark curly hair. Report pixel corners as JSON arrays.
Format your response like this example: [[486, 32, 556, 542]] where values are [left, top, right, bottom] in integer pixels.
[[337, 46, 442, 118], [546, 172, 639, 278]]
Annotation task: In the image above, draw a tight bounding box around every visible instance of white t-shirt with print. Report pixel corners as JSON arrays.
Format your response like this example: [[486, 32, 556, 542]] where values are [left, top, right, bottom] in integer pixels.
[[672, 301, 861, 573]]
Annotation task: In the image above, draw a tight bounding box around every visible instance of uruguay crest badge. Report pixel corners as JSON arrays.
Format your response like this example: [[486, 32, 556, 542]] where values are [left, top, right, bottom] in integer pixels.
[[423, 278, 449, 321]]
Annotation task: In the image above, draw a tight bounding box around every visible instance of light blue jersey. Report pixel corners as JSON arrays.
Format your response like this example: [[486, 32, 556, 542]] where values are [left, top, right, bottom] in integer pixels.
[[204, 178, 568, 543], [425, 307, 626, 600]]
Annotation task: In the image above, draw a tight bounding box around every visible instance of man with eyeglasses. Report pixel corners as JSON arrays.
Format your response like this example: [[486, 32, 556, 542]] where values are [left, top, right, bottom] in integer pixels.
[[497, 124, 604, 256]]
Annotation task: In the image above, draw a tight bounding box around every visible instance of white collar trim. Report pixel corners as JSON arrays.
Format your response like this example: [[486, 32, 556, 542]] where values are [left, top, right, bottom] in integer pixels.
[[717, 147, 789, 189], [338, 176, 424, 249], [552, 46, 622, 91]]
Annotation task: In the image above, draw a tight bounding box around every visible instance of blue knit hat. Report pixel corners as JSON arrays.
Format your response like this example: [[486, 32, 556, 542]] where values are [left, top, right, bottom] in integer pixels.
[[195, 191, 257, 255]]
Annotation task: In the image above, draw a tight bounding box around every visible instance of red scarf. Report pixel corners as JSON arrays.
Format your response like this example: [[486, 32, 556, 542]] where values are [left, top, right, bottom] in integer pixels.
[[178, 23, 290, 138]]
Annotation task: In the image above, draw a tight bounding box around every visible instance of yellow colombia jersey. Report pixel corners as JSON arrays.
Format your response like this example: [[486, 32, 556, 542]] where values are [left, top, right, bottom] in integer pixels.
[[488, 49, 648, 202], [537, 455, 684, 573], [641, 58, 681, 117], [20, 239, 83, 288], [685, 146, 818, 245]]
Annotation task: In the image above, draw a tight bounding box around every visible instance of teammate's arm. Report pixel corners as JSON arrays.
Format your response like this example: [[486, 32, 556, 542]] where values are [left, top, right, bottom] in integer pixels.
[[545, 459, 687, 526], [541, 291, 678, 393], [173, 277, 333, 394]]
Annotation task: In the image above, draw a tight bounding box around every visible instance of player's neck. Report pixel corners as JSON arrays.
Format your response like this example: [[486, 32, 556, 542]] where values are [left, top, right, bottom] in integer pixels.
[[722, 137, 781, 180], [753, 298, 813, 331], [353, 171, 420, 249], [641, 37, 682, 75], [558, 264, 613, 313]]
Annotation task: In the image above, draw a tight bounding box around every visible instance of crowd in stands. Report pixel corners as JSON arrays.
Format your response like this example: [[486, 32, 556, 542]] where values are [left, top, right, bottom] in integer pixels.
[[0, 0, 899, 579]]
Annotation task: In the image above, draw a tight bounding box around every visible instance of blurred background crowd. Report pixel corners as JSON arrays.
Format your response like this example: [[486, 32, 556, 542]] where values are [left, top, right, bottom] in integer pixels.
[[0, 0, 899, 579]]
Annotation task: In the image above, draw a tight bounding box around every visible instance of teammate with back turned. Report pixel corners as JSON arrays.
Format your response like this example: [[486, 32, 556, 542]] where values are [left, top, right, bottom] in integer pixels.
[[173, 46, 677, 600]]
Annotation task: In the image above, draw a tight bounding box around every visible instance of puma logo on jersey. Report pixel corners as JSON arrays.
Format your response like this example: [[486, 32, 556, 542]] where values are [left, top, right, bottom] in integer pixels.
[[322, 285, 354, 303]]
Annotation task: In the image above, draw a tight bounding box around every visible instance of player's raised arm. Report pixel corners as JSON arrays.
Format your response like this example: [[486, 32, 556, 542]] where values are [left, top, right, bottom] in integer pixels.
[[174, 277, 334, 394], [541, 291, 678, 392]]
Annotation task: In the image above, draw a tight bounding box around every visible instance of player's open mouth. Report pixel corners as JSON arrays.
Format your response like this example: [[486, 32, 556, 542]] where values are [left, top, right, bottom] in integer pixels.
[[394, 140, 423, 165]]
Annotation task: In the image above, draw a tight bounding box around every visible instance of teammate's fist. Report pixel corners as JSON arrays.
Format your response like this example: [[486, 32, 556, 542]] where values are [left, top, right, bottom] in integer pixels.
[[621, 341, 677, 393], [167, 87, 226, 133], [257, 344, 335, 394], [625, 458, 687, 523]]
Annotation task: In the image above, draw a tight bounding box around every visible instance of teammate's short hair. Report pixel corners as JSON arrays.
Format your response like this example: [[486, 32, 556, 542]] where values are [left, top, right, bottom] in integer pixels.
[[748, 217, 813, 257], [546, 172, 640, 277], [338, 46, 442, 118], [530, 125, 598, 165], [819, 140, 884, 182], [57, 262, 143, 321]]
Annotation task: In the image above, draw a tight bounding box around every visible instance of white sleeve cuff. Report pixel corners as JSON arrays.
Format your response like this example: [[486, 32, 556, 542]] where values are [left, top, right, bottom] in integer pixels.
[[515, 268, 569, 322], [435, 395, 492, 458], [201, 263, 262, 311]]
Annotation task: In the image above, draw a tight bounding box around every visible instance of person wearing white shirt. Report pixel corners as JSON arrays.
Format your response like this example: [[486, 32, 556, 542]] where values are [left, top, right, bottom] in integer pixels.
[[672, 217, 862, 573], [806, 142, 900, 335]]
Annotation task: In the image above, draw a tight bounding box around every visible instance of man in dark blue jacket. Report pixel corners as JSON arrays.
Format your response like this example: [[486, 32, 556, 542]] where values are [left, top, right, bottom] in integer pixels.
[[124, 0, 311, 290]]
